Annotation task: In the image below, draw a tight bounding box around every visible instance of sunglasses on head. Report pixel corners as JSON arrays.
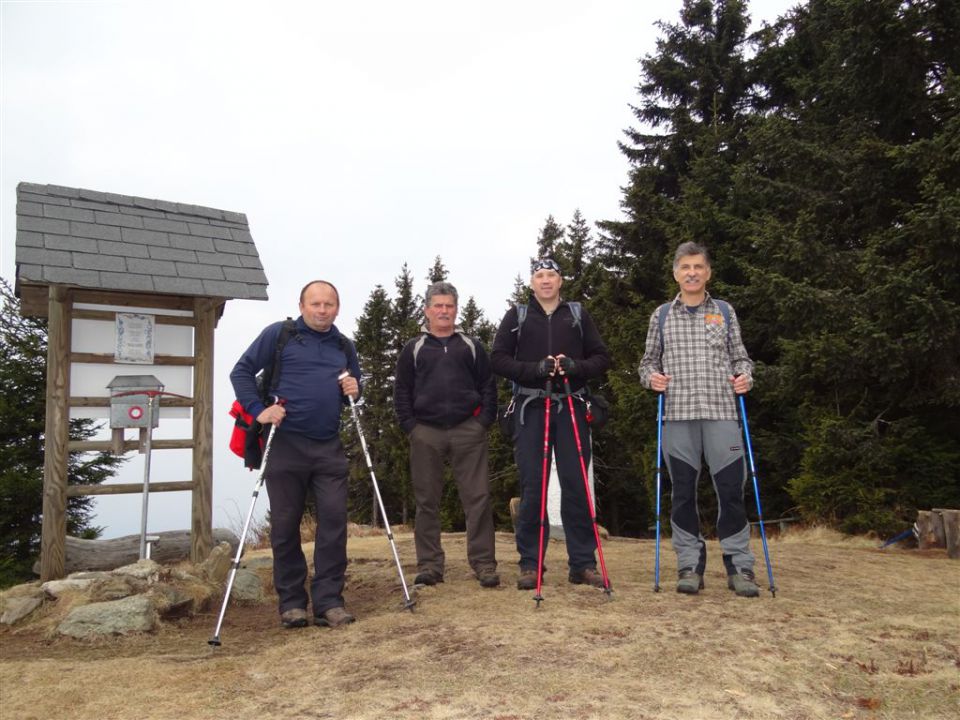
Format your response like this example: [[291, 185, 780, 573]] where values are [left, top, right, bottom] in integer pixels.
[[531, 258, 561, 273]]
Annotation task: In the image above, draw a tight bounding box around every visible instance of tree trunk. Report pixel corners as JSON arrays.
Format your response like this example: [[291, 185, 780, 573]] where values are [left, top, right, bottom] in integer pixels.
[[32, 528, 239, 575]]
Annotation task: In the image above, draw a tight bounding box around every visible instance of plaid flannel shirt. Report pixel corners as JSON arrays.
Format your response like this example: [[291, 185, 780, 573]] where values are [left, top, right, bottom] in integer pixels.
[[638, 293, 753, 421]]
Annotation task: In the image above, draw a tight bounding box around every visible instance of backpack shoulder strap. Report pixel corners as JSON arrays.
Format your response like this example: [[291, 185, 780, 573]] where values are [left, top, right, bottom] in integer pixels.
[[713, 299, 732, 333], [657, 302, 672, 354], [456, 332, 477, 363], [568, 301, 582, 333], [264, 317, 297, 397], [411, 333, 428, 365]]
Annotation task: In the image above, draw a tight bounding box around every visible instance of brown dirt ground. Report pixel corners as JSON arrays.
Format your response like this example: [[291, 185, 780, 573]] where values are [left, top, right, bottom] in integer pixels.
[[1, 527, 958, 720]]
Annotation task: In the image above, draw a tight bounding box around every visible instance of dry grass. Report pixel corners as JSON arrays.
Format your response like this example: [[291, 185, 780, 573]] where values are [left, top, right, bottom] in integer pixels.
[[2, 527, 958, 720]]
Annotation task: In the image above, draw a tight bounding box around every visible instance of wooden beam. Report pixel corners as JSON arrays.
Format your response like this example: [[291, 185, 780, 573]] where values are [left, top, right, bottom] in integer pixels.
[[72, 309, 197, 326], [66, 481, 194, 497], [41, 286, 72, 581], [72, 288, 196, 311], [68, 438, 195, 452], [17, 284, 49, 317], [191, 297, 216, 562], [70, 396, 194, 408], [20, 285, 211, 317], [71, 352, 196, 366]]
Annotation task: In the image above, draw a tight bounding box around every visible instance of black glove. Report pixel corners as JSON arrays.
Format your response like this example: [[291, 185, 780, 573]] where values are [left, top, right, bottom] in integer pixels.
[[557, 356, 577, 376], [535, 357, 556, 378]]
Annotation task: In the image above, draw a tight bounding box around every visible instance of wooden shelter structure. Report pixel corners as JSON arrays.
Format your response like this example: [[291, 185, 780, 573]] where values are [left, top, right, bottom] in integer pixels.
[[14, 182, 268, 580]]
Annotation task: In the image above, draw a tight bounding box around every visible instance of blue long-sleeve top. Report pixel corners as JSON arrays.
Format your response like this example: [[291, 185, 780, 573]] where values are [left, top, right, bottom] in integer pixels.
[[230, 317, 362, 441]]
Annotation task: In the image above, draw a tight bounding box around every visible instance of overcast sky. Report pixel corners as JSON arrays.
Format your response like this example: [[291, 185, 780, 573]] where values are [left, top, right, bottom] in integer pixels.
[[1, 0, 798, 539]]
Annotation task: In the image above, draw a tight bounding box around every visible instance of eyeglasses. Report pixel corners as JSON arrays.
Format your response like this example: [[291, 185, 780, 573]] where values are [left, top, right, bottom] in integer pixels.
[[531, 258, 561, 273]]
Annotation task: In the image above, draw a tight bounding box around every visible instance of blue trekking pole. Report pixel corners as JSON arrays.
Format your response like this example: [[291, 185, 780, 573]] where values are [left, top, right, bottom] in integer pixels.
[[738, 395, 777, 597], [653, 393, 664, 592]]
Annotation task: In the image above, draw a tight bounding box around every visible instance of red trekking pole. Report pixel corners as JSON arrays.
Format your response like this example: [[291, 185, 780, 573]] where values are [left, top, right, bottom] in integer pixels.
[[561, 375, 613, 596], [533, 377, 553, 608]]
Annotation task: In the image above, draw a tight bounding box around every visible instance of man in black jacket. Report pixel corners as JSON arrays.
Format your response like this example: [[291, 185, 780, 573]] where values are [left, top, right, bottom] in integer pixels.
[[491, 258, 611, 590], [394, 281, 500, 588]]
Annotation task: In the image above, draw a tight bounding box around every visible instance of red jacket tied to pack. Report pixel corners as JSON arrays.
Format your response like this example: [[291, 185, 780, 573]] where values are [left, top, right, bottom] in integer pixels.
[[228, 400, 256, 458]]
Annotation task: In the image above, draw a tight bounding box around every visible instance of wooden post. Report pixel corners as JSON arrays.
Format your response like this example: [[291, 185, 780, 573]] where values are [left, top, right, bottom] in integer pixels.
[[934, 509, 960, 560], [916, 510, 946, 550], [40, 285, 72, 581], [191, 298, 216, 562]]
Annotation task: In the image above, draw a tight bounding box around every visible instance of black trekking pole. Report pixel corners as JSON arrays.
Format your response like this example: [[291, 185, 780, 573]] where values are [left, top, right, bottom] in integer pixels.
[[339, 372, 416, 611], [533, 377, 553, 608], [738, 395, 777, 597], [209, 420, 279, 647], [561, 375, 612, 597], [653, 393, 664, 592]]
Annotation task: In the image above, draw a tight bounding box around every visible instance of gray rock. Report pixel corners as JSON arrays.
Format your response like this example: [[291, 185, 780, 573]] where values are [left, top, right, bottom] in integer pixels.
[[111, 559, 160, 580], [230, 569, 264, 602], [200, 542, 233, 583], [88, 575, 147, 602], [0, 586, 45, 625], [149, 583, 198, 618], [57, 595, 157, 638], [42, 578, 95, 598]]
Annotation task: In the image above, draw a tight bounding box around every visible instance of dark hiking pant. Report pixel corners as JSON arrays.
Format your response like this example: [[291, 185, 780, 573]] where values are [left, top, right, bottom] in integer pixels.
[[513, 397, 597, 573], [265, 431, 349, 617], [409, 417, 497, 577], [662, 419, 755, 576]]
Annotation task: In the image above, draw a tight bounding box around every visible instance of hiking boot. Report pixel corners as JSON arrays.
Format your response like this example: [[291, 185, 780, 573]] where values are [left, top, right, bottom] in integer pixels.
[[280, 608, 308, 628], [569, 567, 609, 589], [315, 606, 355, 627], [516, 569, 538, 590], [477, 568, 501, 588], [676, 568, 704, 594], [727, 569, 760, 597], [414, 571, 444, 586]]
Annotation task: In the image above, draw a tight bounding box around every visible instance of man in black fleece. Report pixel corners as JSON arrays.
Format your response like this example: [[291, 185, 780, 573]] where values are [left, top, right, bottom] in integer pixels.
[[490, 258, 611, 590], [394, 281, 500, 588]]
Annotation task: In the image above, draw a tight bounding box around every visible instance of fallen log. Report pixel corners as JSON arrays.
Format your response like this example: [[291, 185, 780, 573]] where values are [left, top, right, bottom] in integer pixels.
[[33, 529, 241, 575]]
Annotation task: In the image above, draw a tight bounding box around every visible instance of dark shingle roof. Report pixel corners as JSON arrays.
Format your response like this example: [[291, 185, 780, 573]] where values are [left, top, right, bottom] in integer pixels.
[[15, 182, 269, 300]]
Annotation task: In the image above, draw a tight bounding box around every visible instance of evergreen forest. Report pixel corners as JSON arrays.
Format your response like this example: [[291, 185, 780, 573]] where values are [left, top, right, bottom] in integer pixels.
[[344, 0, 960, 540]]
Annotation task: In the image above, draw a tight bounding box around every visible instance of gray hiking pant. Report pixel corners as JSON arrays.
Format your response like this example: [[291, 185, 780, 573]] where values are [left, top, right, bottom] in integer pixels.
[[409, 417, 497, 577], [662, 420, 755, 576]]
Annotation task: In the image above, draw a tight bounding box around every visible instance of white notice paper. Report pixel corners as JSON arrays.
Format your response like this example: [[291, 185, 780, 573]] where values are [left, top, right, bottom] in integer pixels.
[[116, 313, 155, 364]]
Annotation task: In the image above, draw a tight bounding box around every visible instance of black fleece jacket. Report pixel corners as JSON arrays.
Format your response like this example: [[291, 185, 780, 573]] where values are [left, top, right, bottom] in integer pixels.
[[394, 332, 497, 433], [490, 299, 610, 393]]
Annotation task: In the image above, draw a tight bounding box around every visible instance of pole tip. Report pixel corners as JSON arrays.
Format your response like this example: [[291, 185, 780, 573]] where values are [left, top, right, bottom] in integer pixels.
[[207, 637, 221, 647]]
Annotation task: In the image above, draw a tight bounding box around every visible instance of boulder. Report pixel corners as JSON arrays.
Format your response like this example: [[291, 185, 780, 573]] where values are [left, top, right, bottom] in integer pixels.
[[111, 559, 160, 581], [42, 577, 97, 598], [230, 569, 264, 602], [0, 585, 45, 625], [88, 575, 148, 602], [57, 595, 157, 638], [200, 542, 233, 584]]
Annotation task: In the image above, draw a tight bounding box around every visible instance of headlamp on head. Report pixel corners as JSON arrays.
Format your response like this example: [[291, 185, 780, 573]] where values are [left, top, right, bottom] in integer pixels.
[[531, 258, 561, 274]]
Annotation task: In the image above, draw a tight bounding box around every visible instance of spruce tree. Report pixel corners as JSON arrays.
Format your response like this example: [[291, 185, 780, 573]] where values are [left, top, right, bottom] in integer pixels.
[[348, 286, 396, 525], [0, 279, 123, 586]]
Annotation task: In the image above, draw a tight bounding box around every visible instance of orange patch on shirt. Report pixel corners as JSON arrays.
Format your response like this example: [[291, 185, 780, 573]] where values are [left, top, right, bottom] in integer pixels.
[[704, 313, 724, 325]]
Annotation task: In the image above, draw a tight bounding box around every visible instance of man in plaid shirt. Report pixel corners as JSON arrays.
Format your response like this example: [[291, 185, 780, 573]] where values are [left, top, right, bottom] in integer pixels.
[[638, 241, 760, 597]]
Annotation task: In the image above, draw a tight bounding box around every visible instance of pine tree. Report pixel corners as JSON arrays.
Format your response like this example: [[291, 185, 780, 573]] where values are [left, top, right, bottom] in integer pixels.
[[458, 296, 495, 346], [0, 279, 124, 586], [348, 286, 396, 525], [535, 215, 565, 261], [426, 256, 449, 284]]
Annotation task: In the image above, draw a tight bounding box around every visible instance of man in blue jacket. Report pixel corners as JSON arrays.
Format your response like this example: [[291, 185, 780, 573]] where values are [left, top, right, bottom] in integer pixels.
[[231, 280, 361, 628], [394, 281, 499, 588]]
